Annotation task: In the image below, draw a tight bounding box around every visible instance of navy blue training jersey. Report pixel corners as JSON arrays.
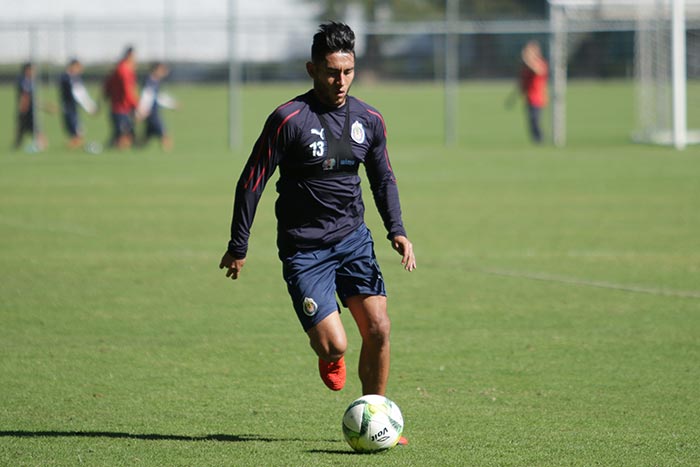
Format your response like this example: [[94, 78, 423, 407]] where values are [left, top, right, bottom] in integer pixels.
[[59, 72, 77, 114], [142, 76, 161, 122], [17, 75, 33, 116], [228, 90, 407, 259]]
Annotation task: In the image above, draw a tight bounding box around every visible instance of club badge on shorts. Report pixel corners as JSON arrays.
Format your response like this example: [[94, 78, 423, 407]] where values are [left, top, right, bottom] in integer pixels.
[[351, 121, 365, 144], [303, 297, 318, 316]]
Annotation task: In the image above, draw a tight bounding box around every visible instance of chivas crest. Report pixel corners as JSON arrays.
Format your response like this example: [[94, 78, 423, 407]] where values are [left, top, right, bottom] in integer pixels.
[[303, 297, 318, 316], [351, 121, 365, 144]]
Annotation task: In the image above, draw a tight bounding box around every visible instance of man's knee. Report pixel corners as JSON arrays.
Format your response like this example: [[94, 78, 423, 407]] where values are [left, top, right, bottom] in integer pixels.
[[310, 330, 347, 361], [308, 312, 347, 361], [365, 313, 391, 345], [312, 338, 347, 362]]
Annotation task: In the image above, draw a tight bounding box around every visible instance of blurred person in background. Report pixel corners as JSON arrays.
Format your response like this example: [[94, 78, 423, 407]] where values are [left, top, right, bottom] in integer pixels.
[[59, 58, 98, 149], [14, 62, 47, 151], [519, 40, 548, 144], [219, 23, 415, 444], [103, 46, 138, 149], [136, 62, 178, 151]]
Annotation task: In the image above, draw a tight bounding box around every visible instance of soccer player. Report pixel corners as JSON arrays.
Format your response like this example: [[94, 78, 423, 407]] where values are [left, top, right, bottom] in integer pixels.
[[103, 46, 138, 149], [59, 58, 98, 149], [219, 22, 415, 424], [519, 40, 548, 143], [136, 62, 177, 151], [13, 62, 47, 151]]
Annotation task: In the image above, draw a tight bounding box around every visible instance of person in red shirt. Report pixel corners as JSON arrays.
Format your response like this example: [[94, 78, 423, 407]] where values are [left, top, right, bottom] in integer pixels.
[[519, 41, 548, 143], [104, 46, 138, 149]]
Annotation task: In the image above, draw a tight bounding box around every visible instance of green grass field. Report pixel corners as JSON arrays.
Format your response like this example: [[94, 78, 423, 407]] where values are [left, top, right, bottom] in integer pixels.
[[1, 81, 699, 466]]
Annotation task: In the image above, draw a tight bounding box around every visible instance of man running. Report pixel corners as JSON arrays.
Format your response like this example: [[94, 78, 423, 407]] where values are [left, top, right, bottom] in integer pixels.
[[219, 22, 415, 424]]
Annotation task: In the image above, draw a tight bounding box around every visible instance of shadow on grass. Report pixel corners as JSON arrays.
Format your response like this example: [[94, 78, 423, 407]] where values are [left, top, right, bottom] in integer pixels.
[[306, 448, 358, 455], [0, 430, 284, 443]]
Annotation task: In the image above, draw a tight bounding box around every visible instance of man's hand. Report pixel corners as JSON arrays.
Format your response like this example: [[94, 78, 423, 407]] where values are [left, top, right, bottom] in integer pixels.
[[219, 251, 246, 280], [391, 236, 416, 272]]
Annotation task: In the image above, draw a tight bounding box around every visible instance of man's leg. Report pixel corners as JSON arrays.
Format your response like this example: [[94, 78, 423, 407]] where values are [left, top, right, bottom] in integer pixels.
[[14, 115, 30, 150], [528, 104, 543, 143], [306, 310, 347, 362], [161, 134, 173, 152], [346, 294, 391, 396], [307, 311, 347, 390], [346, 294, 408, 445], [113, 113, 134, 149], [65, 113, 83, 149], [35, 132, 47, 151], [117, 121, 134, 149], [108, 113, 119, 147], [149, 118, 173, 152], [13, 125, 24, 150]]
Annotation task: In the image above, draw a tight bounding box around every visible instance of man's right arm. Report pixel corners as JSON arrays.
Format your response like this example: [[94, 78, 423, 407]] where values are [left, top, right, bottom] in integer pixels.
[[522, 47, 546, 76], [18, 92, 30, 114], [226, 165, 266, 259], [222, 106, 296, 275]]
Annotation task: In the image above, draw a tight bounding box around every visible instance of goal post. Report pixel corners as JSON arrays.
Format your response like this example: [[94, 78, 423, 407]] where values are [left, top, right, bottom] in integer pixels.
[[548, 0, 700, 149], [672, 0, 688, 149]]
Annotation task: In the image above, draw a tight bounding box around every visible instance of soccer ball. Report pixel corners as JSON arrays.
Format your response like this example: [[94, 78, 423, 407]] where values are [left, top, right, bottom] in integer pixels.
[[84, 141, 103, 155], [342, 394, 404, 452]]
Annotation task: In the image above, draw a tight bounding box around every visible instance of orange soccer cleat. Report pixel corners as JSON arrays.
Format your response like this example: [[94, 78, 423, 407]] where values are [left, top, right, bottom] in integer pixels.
[[397, 436, 409, 446], [318, 356, 346, 391]]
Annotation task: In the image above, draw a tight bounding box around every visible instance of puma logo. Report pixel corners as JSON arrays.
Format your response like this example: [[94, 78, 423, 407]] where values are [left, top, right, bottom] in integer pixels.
[[311, 128, 325, 140]]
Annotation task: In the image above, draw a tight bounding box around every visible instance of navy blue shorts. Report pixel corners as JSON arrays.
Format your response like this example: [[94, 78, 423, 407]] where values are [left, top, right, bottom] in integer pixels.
[[145, 116, 165, 138], [111, 112, 134, 138], [63, 111, 80, 137], [282, 223, 386, 332], [17, 111, 34, 135]]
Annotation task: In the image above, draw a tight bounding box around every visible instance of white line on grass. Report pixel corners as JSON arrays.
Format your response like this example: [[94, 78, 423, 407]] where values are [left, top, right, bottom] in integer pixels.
[[0, 217, 95, 237], [482, 268, 700, 299]]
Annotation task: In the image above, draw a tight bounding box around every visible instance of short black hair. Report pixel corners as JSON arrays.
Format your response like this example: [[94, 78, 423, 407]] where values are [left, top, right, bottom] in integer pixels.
[[311, 22, 355, 64], [123, 45, 134, 59]]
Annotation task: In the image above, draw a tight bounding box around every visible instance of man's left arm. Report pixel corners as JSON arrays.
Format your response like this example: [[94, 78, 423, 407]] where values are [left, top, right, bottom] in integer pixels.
[[364, 115, 416, 272]]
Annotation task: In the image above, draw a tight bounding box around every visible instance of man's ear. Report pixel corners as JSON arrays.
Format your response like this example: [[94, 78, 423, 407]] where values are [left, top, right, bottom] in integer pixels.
[[305, 61, 316, 79]]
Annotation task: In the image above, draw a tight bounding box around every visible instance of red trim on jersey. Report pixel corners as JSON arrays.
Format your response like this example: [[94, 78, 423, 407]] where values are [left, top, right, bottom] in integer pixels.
[[366, 108, 395, 177], [245, 108, 301, 192], [277, 100, 296, 111], [366, 109, 387, 137]]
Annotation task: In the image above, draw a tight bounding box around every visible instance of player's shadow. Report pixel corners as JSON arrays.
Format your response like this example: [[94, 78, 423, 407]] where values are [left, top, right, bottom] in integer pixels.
[[306, 448, 359, 455], [0, 430, 281, 443]]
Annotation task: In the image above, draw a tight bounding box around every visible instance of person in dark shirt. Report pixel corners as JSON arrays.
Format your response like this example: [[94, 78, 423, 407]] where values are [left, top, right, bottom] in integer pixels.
[[59, 58, 97, 149], [136, 62, 177, 151], [14, 62, 47, 151], [219, 22, 415, 431]]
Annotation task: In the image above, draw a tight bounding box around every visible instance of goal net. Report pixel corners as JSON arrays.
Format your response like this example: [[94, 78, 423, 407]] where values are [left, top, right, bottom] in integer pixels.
[[634, 0, 700, 146], [549, 0, 700, 148]]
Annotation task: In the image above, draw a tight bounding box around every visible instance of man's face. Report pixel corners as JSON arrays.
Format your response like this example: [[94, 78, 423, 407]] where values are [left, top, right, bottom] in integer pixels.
[[69, 62, 83, 75], [154, 64, 169, 79], [307, 51, 355, 108]]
